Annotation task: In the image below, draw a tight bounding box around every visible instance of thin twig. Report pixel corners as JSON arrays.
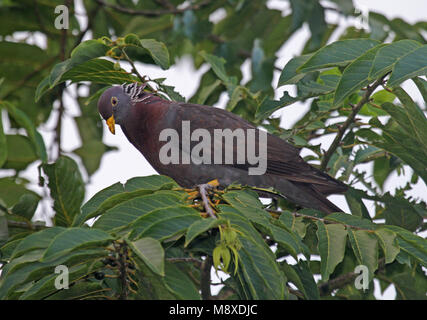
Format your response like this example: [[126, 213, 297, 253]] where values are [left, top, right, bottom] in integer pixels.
[[320, 75, 388, 171], [120, 48, 146, 83], [95, 0, 212, 17]]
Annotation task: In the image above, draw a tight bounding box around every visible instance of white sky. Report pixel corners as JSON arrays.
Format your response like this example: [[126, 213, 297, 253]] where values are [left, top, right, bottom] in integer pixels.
[[2, 0, 426, 300]]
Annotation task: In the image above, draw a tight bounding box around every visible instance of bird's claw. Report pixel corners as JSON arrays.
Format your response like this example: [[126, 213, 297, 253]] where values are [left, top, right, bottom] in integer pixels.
[[198, 183, 217, 219]]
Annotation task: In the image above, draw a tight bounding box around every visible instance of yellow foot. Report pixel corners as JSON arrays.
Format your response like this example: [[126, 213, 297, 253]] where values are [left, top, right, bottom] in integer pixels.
[[207, 179, 220, 187], [200, 212, 209, 218], [186, 190, 199, 199]]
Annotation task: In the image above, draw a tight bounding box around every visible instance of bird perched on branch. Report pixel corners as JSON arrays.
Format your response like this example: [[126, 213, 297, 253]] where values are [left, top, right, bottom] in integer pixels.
[[98, 82, 347, 213]]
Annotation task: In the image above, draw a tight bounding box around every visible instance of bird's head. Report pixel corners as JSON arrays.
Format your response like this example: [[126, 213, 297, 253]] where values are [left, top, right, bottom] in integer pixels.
[[97, 85, 132, 135]]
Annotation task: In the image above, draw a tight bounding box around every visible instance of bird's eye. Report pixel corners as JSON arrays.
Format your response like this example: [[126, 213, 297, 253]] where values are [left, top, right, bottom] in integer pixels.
[[111, 97, 118, 106]]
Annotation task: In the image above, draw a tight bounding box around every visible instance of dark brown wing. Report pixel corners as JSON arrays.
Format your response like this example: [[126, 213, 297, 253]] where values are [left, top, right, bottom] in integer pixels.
[[164, 103, 347, 195]]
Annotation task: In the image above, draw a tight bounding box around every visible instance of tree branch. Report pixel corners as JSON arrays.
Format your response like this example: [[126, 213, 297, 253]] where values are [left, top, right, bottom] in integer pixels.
[[95, 0, 212, 17], [167, 257, 202, 267], [266, 208, 369, 230], [7, 220, 46, 231], [320, 75, 388, 171], [200, 256, 213, 300], [53, 0, 72, 160], [318, 258, 386, 296]]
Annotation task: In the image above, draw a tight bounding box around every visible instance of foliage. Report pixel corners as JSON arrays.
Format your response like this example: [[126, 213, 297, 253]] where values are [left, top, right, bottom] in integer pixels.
[[0, 0, 426, 300]]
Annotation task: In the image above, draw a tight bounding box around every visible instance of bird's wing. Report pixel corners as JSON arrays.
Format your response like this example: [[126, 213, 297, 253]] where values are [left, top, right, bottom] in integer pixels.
[[165, 103, 347, 195]]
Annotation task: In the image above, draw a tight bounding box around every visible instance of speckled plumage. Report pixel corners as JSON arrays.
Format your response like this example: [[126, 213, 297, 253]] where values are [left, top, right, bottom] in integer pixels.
[[98, 83, 348, 213]]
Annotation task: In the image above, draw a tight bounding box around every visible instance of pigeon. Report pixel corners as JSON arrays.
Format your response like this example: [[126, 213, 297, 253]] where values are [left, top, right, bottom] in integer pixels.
[[98, 83, 347, 213]]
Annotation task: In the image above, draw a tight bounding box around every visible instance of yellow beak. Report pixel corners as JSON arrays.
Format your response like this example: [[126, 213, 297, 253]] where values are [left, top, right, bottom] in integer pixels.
[[106, 115, 115, 135]]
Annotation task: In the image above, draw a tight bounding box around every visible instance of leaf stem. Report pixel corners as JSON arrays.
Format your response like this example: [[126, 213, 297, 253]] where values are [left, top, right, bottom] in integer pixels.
[[320, 75, 388, 171]]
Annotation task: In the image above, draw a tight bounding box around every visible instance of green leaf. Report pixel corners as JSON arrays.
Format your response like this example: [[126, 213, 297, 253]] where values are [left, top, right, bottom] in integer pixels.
[[75, 175, 178, 226], [392, 87, 427, 141], [0, 248, 106, 299], [44, 281, 106, 300], [357, 89, 427, 184], [375, 228, 400, 264], [369, 39, 422, 79], [163, 262, 201, 299], [130, 205, 202, 241], [93, 190, 184, 232], [0, 42, 50, 84], [324, 212, 375, 229], [412, 77, 427, 104], [42, 156, 85, 227], [19, 262, 102, 300], [297, 75, 339, 98], [124, 35, 170, 70], [36, 59, 137, 102], [281, 260, 319, 300], [41, 227, 113, 262], [0, 111, 6, 168], [298, 39, 379, 73], [333, 44, 383, 106], [1, 249, 44, 278], [219, 205, 286, 299], [11, 227, 65, 259], [389, 267, 427, 300], [185, 218, 225, 247], [255, 92, 297, 120], [2, 135, 38, 171], [127, 237, 165, 276], [384, 197, 423, 231], [347, 229, 378, 278], [124, 175, 178, 192], [49, 39, 109, 88], [11, 193, 40, 221], [1, 102, 47, 163], [388, 45, 427, 87], [139, 39, 170, 70], [344, 189, 373, 220], [61, 58, 138, 85], [316, 221, 348, 280], [359, 90, 395, 117], [34, 76, 50, 103], [237, 236, 286, 299], [250, 40, 275, 92], [73, 182, 124, 227], [373, 156, 391, 189], [384, 225, 427, 267], [0, 211, 8, 244], [161, 84, 185, 102], [353, 146, 383, 164], [199, 51, 233, 85], [0, 177, 39, 208]]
